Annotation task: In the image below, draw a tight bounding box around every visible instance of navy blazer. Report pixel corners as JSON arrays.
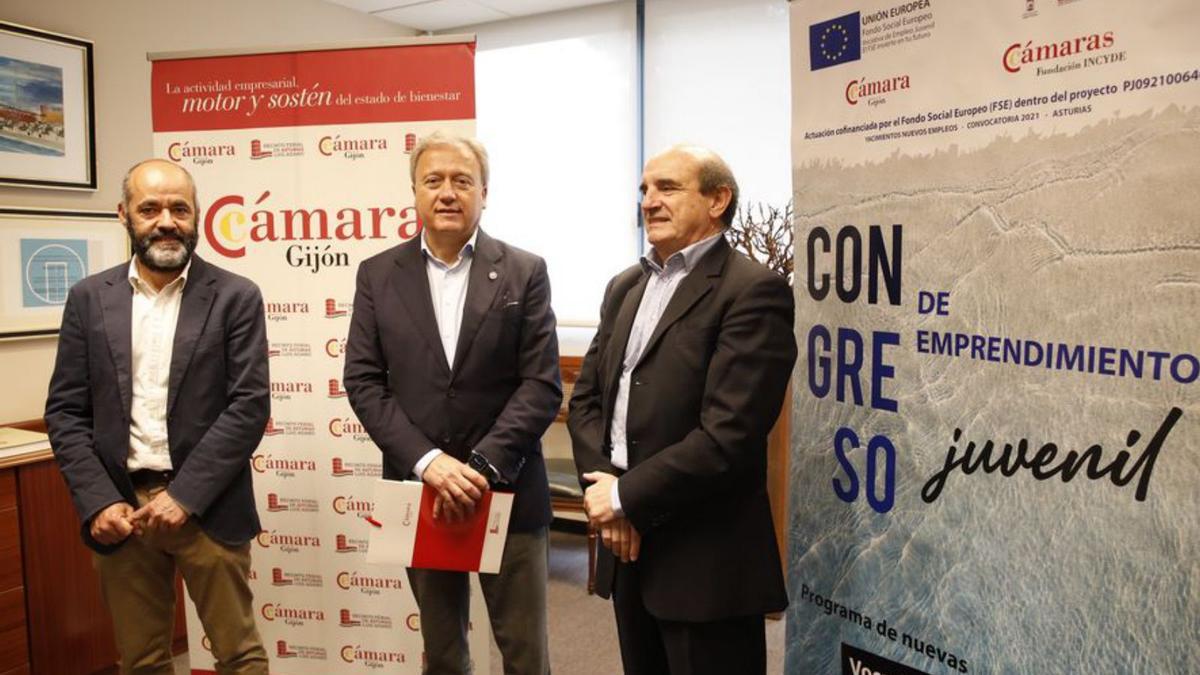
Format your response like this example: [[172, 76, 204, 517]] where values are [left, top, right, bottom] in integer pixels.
[[568, 237, 797, 622], [45, 255, 270, 553], [343, 229, 562, 532]]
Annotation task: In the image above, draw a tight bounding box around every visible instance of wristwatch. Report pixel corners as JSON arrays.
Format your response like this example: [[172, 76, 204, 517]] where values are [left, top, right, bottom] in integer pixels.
[[468, 452, 504, 487]]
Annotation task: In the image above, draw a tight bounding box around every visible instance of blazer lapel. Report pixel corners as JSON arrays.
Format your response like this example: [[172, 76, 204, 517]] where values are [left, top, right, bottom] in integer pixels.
[[451, 229, 503, 377], [601, 271, 649, 406], [391, 240, 451, 377], [637, 237, 730, 365], [100, 266, 133, 422], [168, 257, 216, 415]]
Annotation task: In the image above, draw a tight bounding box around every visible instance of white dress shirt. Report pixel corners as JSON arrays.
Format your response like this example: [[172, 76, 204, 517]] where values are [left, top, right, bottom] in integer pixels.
[[608, 232, 724, 515], [413, 229, 478, 479], [126, 258, 191, 472]]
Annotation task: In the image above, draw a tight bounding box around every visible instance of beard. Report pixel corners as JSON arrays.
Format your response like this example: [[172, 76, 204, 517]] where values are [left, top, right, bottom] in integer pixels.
[[125, 218, 199, 272]]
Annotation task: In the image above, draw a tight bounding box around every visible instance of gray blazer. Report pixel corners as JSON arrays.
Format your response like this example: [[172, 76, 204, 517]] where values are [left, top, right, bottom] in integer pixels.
[[45, 255, 270, 553]]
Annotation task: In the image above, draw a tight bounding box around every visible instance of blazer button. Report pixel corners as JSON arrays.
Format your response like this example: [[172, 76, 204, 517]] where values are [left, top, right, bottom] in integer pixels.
[[441, 435, 451, 445], [633, 379, 642, 386], [447, 389, 457, 398], [630, 440, 639, 447]]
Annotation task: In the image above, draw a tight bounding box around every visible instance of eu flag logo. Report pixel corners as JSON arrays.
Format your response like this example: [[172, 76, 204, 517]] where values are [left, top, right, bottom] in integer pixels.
[[809, 12, 861, 71]]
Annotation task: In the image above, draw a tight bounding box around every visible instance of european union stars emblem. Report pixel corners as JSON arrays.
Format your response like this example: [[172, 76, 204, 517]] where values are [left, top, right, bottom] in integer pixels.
[[810, 12, 861, 71]]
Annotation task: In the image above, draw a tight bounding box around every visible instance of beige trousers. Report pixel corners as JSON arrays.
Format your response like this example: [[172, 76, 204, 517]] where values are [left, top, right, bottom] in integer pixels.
[[93, 483, 268, 675]]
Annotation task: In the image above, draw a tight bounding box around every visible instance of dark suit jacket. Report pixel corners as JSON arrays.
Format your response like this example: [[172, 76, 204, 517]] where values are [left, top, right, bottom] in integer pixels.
[[343, 229, 561, 532], [568, 236, 796, 622], [45, 255, 270, 554]]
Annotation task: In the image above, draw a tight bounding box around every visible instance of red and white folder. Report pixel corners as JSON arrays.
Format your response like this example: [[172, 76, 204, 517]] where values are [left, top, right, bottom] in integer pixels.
[[366, 479, 513, 573]]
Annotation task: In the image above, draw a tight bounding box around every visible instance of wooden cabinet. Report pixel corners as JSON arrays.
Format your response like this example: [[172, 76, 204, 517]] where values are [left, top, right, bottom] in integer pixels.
[[0, 471, 28, 674], [18, 460, 120, 674], [0, 587, 28, 674], [0, 472, 21, 590], [1, 420, 187, 675]]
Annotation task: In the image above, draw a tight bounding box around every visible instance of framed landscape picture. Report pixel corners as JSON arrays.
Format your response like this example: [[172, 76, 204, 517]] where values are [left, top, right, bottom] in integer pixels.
[[0, 22, 96, 190], [0, 208, 127, 339]]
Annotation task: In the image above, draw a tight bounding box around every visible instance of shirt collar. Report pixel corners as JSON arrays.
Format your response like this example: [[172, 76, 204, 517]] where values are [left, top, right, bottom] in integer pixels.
[[421, 228, 479, 270], [127, 256, 192, 293], [643, 231, 723, 275]]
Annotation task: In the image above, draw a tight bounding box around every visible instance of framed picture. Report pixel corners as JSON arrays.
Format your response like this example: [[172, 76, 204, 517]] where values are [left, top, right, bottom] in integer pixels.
[[0, 22, 96, 190], [0, 207, 127, 339]]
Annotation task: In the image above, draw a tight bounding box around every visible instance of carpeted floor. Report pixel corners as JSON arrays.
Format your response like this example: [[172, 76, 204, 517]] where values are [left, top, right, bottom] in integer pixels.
[[521, 527, 786, 675], [175, 526, 785, 673]]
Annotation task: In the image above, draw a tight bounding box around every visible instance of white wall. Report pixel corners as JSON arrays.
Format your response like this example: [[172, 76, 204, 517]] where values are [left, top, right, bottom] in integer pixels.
[[0, 0, 416, 423], [454, 1, 640, 351], [644, 0, 792, 208], [453, 0, 789, 352]]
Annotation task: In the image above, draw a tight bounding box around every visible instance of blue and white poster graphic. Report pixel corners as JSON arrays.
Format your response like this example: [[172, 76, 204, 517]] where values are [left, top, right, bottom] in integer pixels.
[[787, 1, 1198, 674], [21, 238, 88, 307]]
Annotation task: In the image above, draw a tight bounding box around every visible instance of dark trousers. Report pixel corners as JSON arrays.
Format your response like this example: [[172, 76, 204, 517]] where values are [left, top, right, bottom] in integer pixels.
[[612, 560, 766, 675], [406, 527, 550, 675]]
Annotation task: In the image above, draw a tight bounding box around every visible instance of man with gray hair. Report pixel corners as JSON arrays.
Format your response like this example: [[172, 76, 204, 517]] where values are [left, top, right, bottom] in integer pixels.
[[345, 133, 561, 674], [569, 145, 796, 674]]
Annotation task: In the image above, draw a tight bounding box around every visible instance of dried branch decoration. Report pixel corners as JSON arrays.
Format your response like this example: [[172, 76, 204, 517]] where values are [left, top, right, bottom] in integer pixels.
[[725, 201, 794, 285]]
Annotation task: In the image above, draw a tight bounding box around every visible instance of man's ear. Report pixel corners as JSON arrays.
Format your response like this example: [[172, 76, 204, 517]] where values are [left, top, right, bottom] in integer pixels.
[[481, 185, 488, 209], [708, 186, 732, 220]]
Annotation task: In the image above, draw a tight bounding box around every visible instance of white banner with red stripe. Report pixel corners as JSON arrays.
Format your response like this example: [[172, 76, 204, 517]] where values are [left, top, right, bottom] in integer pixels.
[[149, 37, 490, 673]]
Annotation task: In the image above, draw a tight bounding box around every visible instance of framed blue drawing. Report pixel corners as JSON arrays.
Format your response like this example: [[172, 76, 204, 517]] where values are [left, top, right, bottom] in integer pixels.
[[0, 208, 127, 339]]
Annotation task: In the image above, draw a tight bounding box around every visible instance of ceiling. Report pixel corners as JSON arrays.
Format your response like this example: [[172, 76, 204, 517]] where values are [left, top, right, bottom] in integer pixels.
[[327, 0, 616, 32]]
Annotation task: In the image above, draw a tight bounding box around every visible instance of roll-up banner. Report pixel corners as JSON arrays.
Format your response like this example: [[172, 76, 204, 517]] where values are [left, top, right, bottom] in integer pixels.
[[787, 2, 1197, 674], [149, 38, 488, 673]]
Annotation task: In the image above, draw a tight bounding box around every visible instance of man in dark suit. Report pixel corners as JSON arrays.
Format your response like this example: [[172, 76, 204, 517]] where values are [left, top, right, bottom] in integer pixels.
[[45, 159, 270, 674], [344, 133, 561, 674], [568, 146, 796, 674]]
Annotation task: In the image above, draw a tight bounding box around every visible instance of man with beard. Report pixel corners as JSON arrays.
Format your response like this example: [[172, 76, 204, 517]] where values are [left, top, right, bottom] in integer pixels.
[[45, 159, 270, 674]]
